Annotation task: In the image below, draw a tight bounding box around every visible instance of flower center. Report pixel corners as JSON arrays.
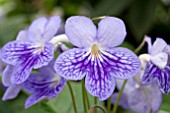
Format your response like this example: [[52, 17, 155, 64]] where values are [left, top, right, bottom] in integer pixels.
[[91, 44, 100, 57]]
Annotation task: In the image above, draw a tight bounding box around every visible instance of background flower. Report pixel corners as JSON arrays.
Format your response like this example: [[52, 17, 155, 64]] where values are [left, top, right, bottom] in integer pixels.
[[1, 16, 61, 84]]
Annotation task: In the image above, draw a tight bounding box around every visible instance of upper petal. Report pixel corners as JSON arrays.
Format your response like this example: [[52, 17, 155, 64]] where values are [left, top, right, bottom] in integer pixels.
[[150, 52, 168, 69], [145, 36, 152, 54], [101, 47, 141, 79], [42, 16, 61, 42], [65, 16, 96, 48], [16, 30, 27, 41], [27, 17, 48, 42], [54, 48, 89, 80], [97, 17, 126, 48], [150, 38, 167, 56]]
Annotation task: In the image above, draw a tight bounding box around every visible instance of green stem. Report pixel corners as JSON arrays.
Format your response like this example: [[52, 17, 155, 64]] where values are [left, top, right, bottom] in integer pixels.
[[82, 80, 87, 113], [85, 90, 90, 109], [134, 36, 146, 54], [94, 97, 97, 113], [67, 81, 78, 113], [88, 105, 106, 113], [107, 97, 111, 113], [112, 80, 127, 113], [91, 16, 108, 21]]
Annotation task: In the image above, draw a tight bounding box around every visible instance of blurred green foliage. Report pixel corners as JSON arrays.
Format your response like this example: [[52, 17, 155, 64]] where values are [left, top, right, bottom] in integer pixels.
[[0, 0, 170, 113]]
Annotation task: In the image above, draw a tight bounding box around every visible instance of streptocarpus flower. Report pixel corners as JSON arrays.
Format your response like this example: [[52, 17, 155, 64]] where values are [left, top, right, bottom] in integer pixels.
[[141, 36, 170, 93], [22, 59, 66, 108], [54, 16, 141, 100], [1, 16, 61, 84], [112, 76, 162, 113]]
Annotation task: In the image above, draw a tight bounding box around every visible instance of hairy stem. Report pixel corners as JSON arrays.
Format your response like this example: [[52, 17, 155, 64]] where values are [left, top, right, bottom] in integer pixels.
[[88, 105, 106, 113], [82, 79, 87, 113], [112, 80, 127, 113], [67, 81, 78, 113]]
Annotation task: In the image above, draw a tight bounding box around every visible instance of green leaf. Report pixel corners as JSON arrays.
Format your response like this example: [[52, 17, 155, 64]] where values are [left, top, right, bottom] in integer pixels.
[[47, 81, 105, 113], [159, 94, 170, 112]]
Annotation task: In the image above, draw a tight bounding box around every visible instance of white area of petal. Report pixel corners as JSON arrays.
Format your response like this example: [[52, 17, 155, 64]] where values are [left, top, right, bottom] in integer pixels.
[[151, 52, 168, 69]]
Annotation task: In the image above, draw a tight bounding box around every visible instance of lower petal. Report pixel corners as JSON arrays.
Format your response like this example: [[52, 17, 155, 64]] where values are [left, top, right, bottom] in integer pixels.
[[54, 48, 89, 80], [142, 61, 170, 94], [128, 88, 151, 113], [2, 85, 21, 101], [25, 94, 46, 109], [2, 65, 15, 86], [85, 64, 116, 101], [33, 43, 54, 69], [101, 47, 141, 79]]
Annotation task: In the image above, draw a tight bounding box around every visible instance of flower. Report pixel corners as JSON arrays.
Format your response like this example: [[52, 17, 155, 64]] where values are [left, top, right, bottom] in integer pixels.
[[112, 76, 162, 113], [22, 59, 66, 108], [141, 36, 170, 93], [54, 16, 141, 100], [1, 16, 61, 84]]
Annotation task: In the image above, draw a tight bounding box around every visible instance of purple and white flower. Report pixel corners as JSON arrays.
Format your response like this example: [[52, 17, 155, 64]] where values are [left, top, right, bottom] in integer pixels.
[[22, 59, 66, 108], [112, 76, 162, 113], [1, 16, 61, 84], [54, 16, 141, 100], [141, 36, 170, 94]]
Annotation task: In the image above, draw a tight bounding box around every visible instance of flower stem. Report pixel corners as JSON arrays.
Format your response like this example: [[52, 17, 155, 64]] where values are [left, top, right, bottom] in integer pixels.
[[82, 79, 87, 113], [134, 36, 146, 54], [107, 97, 111, 113], [112, 80, 127, 113], [85, 89, 90, 109], [88, 105, 106, 113], [91, 16, 108, 21], [94, 97, 97, 113], [67, 81, 78, 113]]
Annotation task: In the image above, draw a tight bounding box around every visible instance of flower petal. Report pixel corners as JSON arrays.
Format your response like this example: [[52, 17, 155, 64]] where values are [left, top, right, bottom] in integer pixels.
[[43, 16, 61, 42], [150, 52, 168, 69], [16, 30, 27, 41], [147, 83, 162, 113], [97, 17, 126, 48], [33, 43, 54, 69], [1, 41, 32, 65], [85, 58, 116, 100], [27, 17, 48, 42], [65, 16, 96, 48], [141, 62, 159, 85], [24, 75, 66, 108], [2, 65, 15, 86], [145, 36, 152, 54], [25, 94, 46, 109], [54, 48, 88, 80], [142, 61, 170, 94], [128, 88, 151, 113], [150, 38, 167, 56], [11, 63, 33, 84], [101, 47, 141, 79], [2, 85, 21, 101]]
